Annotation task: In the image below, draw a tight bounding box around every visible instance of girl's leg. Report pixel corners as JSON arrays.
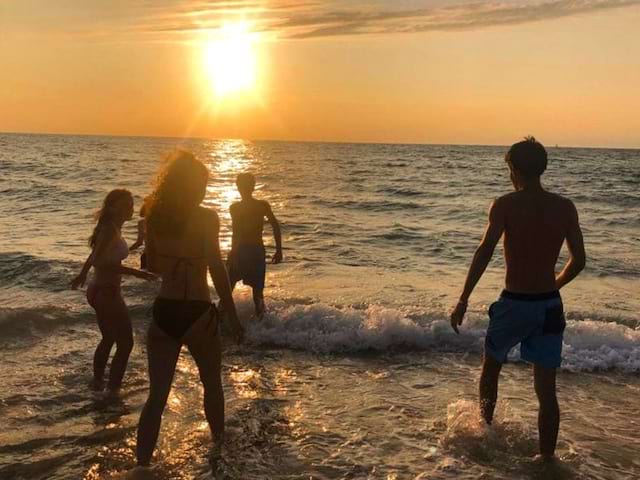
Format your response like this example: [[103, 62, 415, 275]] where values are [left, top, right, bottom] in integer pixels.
[[94, 288, 134, 391], [136, 322, 181, 466], [91, 288, 116, 388], [185, 314, 224, 443], [92, 318, 114, 389], [109, 297, 133, 391], [252, 288, 265, 319]]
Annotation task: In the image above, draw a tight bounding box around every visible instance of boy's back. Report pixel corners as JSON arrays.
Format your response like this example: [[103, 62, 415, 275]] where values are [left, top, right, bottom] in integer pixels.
[[226, 172, 283, 318], [230, 198, 270, 247], [499, 190, 578, 293]]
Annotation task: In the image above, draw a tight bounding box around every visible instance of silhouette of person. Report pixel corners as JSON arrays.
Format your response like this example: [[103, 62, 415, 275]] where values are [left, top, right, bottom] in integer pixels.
[[450, 136, 586, 462], [227, 173, 282, 319]]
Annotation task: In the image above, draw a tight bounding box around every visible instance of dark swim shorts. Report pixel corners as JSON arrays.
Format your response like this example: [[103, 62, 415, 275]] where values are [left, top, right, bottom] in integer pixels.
[[485, 290, 566, 369], [227, 244, 266, 290]]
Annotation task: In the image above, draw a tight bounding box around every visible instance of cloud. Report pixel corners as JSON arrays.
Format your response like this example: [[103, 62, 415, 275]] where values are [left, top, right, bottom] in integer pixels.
[[79, 0, 640, 41], [280, 0, 640, 39]]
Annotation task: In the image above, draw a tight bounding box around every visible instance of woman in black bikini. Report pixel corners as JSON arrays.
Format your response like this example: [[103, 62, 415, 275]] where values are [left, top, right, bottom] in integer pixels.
[[135, 151, 244, 467], [71, 189, 156, 392]]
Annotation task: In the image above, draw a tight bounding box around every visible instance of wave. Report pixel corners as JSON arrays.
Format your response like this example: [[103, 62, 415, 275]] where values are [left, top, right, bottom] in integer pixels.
[[247, 301, 640, 372], [1, 295, 639, 372], [311, 197, 423, 212]]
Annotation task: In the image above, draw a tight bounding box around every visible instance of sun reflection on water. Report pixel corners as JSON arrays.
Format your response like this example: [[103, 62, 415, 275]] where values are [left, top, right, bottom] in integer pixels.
[[229, 367, 261, 399], [203, 139, 256, 254]]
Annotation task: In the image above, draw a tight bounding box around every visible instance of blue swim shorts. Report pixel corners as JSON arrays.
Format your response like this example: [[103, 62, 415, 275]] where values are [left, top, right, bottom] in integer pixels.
[[485, 290, 566, 369], [227, 244, 266, 291]]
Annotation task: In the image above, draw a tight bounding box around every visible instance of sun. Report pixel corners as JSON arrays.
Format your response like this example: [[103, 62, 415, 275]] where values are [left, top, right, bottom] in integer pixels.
[[203, 22, 258, 98]]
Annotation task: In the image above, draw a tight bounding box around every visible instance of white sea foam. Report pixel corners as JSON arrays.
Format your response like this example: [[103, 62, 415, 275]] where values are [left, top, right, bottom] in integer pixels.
[[247, 300, 640, 372], [2, 293, 639, 372]]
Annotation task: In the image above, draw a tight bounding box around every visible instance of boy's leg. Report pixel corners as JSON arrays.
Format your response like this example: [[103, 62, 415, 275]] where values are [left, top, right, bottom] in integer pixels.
[[479, 352, 503, 424], [534, 364, 559, 460]]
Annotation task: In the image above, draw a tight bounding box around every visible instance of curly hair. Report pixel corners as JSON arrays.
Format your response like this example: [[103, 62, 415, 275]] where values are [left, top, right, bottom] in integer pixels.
[[89, 189, 132, 247], [144, 150, 209, 236]]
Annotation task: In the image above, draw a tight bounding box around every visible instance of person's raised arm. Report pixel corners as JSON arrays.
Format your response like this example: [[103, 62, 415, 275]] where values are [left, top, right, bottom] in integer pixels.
[[264, 202, 282, 264], [129, 219, 145, 251], [205, 210, 244, 343], [450, 199, 506, 333], [555, 201, 586, 290]]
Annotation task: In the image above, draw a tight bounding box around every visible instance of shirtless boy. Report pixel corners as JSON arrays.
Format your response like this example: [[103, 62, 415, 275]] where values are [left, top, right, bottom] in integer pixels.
[[227, 173, 283, 318], [450, 137, 586, 461]]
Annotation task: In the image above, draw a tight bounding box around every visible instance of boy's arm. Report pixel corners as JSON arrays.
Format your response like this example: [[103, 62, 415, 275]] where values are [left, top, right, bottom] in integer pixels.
[[556, 201, 586, 289], [264, 202, 283, 264], [450, 199, 506, 333]]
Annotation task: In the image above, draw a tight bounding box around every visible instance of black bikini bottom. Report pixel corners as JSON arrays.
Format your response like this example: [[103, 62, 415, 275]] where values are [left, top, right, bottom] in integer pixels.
[[152, 298, 216, 340]]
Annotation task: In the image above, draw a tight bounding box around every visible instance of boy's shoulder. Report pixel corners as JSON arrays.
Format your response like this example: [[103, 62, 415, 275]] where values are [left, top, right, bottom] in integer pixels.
[[495, 190, 576, 215]]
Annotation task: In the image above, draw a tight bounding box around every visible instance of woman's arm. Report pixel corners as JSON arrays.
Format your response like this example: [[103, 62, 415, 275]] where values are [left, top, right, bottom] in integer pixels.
[[69, 223, 117, 289], [114, 265, 157, 280], [70, 251, 95, 289], [205, 210, 244, 343]]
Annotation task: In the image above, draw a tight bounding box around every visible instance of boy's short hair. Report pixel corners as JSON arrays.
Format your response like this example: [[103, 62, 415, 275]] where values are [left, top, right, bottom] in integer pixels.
[[506, 136, 548, 179], [236, 172, 256, 191]]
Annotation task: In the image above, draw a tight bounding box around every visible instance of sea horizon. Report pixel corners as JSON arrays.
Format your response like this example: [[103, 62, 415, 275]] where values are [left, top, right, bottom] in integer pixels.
[[2, 129, 639, 151]]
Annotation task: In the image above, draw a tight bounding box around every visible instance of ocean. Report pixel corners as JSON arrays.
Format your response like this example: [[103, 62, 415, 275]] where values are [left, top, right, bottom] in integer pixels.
[[0, 132, 639, 479]]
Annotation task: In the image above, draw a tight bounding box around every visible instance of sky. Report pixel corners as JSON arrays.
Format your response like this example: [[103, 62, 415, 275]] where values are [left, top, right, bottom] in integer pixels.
[[1, 0, 639, 147]]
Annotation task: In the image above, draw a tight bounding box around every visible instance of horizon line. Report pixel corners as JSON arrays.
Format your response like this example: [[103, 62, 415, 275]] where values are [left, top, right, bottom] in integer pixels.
[[1, 129, 638, 151]]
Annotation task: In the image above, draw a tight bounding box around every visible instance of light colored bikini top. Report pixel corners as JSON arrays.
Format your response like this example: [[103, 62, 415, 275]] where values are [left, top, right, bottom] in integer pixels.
[[109, 237, 129, 263]]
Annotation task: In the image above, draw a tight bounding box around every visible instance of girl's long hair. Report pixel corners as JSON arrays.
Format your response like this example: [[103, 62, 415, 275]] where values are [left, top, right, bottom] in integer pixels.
[[144, 150, 209, 237], [89, 189, 132, 248]]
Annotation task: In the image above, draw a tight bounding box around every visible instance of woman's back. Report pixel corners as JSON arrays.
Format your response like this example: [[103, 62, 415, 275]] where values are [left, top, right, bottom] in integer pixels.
[[148, 207, 217, 302]]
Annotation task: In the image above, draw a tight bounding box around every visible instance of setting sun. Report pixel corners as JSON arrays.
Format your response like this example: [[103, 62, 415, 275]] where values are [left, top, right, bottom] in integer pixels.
[[203, 22, 258, 98]]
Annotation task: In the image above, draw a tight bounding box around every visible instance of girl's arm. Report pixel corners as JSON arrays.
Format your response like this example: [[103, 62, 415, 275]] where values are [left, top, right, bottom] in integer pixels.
[[114, 265, 157, 280], [129, 219, 145, 251], [70, 251, 95, 289], [205, 209, 244, 343]]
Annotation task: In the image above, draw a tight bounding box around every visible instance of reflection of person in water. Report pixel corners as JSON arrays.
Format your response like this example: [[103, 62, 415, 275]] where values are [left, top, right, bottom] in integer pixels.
[[227, 173, 283, 319], [129, 202, 147, 269]]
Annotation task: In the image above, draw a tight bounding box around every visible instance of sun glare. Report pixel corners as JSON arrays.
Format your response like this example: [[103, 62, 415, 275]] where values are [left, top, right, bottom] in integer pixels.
[[203, 22, 258, 98]]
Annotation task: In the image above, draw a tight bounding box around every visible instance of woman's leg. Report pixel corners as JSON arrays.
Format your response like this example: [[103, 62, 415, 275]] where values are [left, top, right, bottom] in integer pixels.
[[92, 302, 115, 389], [93, 288, 134, 391], [252, 288, 265, 319], [185, 314, 224, 443], [136, 322, 181, 466]]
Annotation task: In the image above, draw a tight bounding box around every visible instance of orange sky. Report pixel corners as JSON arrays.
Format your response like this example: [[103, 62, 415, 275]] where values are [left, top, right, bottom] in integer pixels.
[[1, 1, 639, 147]]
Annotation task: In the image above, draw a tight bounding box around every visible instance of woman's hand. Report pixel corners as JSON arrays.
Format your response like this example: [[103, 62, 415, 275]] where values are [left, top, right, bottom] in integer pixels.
[[70, 273, 87, 290]]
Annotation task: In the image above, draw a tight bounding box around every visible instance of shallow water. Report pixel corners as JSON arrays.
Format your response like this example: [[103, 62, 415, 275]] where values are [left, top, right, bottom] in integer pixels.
[[0, 133, 639, 479], [2, 300, 639, 479]]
